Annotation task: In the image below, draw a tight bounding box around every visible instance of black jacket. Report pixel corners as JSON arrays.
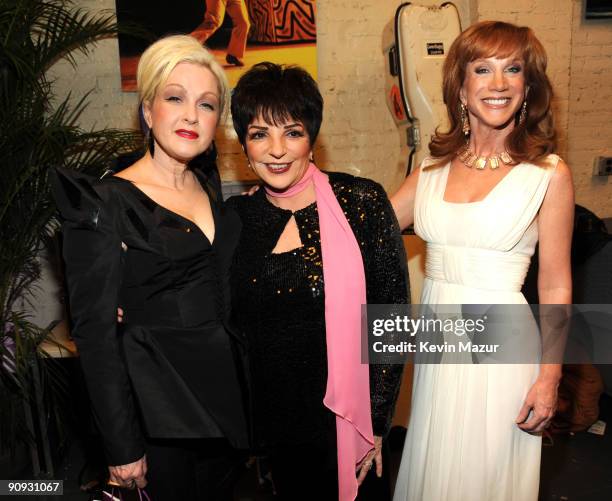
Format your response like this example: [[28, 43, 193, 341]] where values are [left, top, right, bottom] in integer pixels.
[[229, 172, 409, 448], [51, 167, 248, 465]]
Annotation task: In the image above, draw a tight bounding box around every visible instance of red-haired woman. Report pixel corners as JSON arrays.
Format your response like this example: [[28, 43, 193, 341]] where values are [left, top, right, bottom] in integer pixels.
[[391, 21, 574, 501]]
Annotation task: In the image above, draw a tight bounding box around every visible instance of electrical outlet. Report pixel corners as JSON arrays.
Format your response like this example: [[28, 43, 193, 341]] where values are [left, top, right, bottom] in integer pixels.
[[594, 156, 612, 176]]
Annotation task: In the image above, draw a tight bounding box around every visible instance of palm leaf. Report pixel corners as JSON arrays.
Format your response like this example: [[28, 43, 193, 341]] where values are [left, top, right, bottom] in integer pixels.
[[0, 0, 144, 454]]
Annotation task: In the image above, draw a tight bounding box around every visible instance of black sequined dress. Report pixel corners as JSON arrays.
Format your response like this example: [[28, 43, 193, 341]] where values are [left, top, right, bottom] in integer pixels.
[[228, 172, 409, 450]]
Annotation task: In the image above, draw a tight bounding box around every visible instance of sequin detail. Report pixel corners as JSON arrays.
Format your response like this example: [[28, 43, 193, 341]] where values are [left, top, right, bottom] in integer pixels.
[[228, 172, 409, 446]]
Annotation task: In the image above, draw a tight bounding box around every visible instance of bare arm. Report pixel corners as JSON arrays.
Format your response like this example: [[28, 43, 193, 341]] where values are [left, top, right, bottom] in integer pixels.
[[390, 166, 421, 231], [537, 158, 574, 369], [516, 159, 574, 433]]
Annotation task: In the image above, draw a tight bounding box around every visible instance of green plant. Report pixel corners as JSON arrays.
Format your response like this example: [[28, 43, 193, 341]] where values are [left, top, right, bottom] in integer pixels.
[[0, 0, 142, 455]]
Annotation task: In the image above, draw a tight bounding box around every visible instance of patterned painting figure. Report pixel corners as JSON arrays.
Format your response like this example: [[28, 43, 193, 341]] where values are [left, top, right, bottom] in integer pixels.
[[192, 0, 251, 66]]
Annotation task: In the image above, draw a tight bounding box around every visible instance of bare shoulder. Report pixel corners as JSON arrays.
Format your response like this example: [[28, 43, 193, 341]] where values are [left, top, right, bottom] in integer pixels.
[[551, 157, 572, 181], [540, 157, 574, 215], [547, 157, 574, 197], [390, 160, 426, 208], [390, 166, 423, 230]]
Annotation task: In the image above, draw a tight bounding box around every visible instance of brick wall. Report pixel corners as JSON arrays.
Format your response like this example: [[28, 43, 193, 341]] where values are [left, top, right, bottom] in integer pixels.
[[567, 1, 612, 217], [51, 0, 610, 213], [315, 0, 473, 191], [47, 0, 136, 131], [478, 0, 612, 218], [50, 0, 474, 192], [477, 0, 574, 158]]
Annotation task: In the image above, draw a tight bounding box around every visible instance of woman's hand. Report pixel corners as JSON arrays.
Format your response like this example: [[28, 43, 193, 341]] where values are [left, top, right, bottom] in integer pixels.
[[515, 375, 559, 433], [242, 184, 260, 196], [108, 455, 147, 489], [356, 435, 383, 485]]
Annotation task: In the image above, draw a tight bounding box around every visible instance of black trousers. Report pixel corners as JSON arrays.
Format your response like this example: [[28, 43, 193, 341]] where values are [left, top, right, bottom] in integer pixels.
[[267, 431, 391, 501], [144, 437, 245, 501]]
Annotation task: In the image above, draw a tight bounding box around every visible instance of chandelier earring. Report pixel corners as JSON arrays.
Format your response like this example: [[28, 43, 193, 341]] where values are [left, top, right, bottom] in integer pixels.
[[519, 99, 528, 126], [460, 103, 470, 136]]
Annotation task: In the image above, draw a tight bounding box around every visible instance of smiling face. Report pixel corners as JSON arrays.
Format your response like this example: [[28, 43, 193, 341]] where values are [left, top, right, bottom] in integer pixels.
[[143, 62, 220, 164], [460, 55, 527, 134], [244, 116, 312, 191]]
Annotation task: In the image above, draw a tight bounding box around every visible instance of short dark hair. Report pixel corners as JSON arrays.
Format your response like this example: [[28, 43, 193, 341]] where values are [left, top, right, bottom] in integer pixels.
[[231, 62, 323, 146]]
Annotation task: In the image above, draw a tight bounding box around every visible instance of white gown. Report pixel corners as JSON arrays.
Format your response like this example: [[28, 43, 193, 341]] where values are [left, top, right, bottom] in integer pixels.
[[393, 155, 559, 501]]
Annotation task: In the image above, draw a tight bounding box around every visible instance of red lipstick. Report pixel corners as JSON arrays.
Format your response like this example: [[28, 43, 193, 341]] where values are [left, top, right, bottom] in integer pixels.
[[175, 129, 199, 139], [265, 163, 292, 174]]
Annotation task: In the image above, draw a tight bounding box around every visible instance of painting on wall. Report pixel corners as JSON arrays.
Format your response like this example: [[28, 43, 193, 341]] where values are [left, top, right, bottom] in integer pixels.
[[116, 0, 317, 91]]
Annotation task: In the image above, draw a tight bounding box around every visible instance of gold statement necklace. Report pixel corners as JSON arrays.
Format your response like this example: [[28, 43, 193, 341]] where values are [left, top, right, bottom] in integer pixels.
[[457, 144, 514, 170]]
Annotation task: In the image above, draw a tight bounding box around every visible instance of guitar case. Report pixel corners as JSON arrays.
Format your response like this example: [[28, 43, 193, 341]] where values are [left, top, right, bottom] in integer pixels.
[[382, 2, 461, 177]]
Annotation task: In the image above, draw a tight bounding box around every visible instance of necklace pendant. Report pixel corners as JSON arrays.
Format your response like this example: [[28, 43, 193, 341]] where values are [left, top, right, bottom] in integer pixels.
[[458, 145, 512, 169], [474, 156, 487, 170], [500, 151, 513, 164], [458, 148, 471, 163], [464, 153, 477, 168]]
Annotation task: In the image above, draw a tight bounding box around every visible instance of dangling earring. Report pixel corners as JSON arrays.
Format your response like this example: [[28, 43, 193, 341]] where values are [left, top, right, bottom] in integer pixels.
[[519, 99, 528, 126], [309, 152, 314, 163], [460, 103, 470, 137], [147, 129, 155, 156]]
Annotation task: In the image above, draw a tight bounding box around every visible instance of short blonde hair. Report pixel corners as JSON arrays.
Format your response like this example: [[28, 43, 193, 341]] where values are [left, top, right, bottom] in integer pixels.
[[137, 34, 229, 121]]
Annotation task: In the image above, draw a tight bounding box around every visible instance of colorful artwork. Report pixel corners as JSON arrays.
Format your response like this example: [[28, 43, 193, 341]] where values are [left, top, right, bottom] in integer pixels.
[[116, 0, 317, 91], [248, 0, 316, 43]]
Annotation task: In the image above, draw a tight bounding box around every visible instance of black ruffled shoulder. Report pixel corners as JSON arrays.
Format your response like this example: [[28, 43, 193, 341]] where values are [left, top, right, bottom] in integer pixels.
[[50, 167, 118, 229], [51, 167, 145, 465]]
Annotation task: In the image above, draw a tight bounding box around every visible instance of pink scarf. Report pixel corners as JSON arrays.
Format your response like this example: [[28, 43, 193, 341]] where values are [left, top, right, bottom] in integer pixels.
[[265, 163, 374, 501]]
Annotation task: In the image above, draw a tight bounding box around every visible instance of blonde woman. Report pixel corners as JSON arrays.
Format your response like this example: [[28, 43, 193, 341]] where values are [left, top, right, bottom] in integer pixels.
[[52, 35, 247, 500]]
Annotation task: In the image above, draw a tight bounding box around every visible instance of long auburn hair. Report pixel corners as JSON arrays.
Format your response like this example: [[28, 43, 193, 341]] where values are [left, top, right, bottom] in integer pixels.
[[429, 21, 557, 167]]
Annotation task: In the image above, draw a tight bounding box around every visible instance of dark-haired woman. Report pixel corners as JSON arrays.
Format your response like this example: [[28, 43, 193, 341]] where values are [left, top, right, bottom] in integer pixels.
[[228, 62, 409, 501], [391, 21, 574, 501]]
